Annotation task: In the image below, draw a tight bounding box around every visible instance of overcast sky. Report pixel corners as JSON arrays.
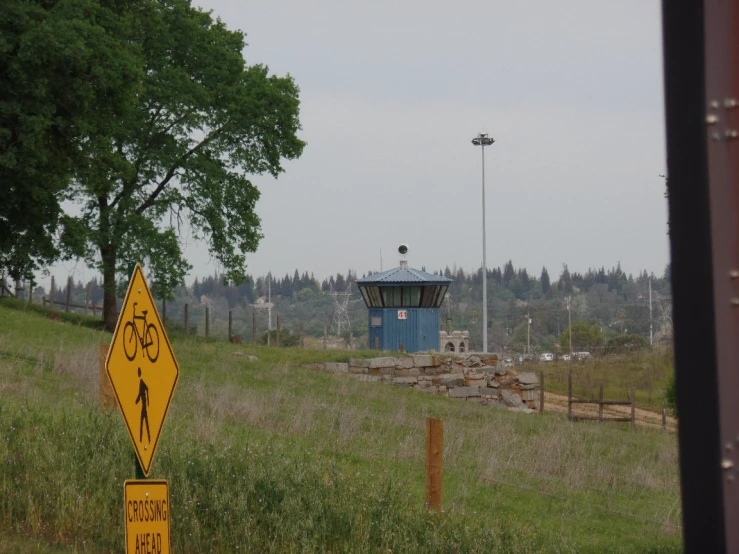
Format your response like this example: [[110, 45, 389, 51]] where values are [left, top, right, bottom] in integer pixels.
[[51, 0, 669, 286]]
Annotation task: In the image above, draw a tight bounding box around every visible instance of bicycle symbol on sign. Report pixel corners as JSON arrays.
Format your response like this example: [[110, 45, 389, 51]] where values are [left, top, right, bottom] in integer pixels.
[[123, 302, 160, 363]]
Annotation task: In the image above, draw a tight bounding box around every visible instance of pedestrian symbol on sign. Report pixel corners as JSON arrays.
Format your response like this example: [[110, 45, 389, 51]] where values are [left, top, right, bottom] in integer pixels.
[[135, 367, 150, 444]]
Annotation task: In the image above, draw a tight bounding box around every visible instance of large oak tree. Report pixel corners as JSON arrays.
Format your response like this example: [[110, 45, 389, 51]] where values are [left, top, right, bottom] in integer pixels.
[[1, 0, 141, 281], [59, 0, 304, 329]]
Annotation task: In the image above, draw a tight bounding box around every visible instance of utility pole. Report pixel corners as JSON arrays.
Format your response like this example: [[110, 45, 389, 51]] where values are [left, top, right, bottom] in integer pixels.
[[649, 276, 653, 346], [569, 298, 573, 354]]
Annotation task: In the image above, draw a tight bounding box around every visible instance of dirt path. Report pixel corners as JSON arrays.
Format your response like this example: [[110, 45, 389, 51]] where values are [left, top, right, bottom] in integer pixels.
[[543, 391, 678, 432]]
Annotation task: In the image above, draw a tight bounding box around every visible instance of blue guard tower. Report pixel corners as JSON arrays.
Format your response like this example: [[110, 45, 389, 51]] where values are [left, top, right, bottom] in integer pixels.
[[356, 245, 452, 353]]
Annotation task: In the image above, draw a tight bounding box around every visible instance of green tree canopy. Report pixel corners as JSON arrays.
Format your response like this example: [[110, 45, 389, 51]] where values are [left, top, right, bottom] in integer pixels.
[[558, 322, 604, 351], [0, 0, 141, 280], [57, 0, 304, 329]]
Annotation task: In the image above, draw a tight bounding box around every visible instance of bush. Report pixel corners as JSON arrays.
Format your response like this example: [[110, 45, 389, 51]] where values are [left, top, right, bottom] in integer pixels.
[[260, 329, 300, 347], [665, 372, 677, 416], [605, 334, 648, 355]]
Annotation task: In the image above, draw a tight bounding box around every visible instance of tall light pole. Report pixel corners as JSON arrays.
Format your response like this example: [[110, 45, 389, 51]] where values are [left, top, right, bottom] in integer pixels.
[[472, 132, 495, 353]]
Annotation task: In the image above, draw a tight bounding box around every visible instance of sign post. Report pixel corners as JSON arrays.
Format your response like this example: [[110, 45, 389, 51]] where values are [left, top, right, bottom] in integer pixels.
[[106, 264, 180, 476]]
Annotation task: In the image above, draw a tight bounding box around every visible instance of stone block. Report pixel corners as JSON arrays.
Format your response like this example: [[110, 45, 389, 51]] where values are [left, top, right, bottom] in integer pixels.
[[438, 385, 447, 393], [349, 359, 371, 368], [479, 387, 500, 398], [417, 385, 438, 393], [369, 357, 396, 369], [488, 380, 500, 388], [423, 366, 446, 376], [393, 376, 418, 386], [500, 389, 525, 408], [440, 376, 465, 387], [518, 384, 537, 390], [448, 386, 481, 398], [395, 368, 421, 377], [412, 354, 434, 367], [467, 378, 487, 388], [517, 372, 538, 385], [324, 362, 348, 373], [349, 366, 369, 375], [394, 357, 415, 369]]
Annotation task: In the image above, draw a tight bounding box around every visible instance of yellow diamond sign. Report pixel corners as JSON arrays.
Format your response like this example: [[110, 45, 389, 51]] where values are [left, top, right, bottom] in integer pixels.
[[106, 264, 179, 476]]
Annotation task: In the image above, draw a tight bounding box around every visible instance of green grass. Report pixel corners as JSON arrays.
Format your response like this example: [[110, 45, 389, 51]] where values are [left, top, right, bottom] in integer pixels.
[[0, 303, 682, 553]]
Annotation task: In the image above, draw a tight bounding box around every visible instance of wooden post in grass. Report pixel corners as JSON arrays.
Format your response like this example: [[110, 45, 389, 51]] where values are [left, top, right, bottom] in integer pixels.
[[662, 393, 667, 433], [99, 344, 115, 408], [323, 326, 328, 350], [276, 314, 280, 347], [184, 303, 189, 335], [426, 417, 444, 513], [300, 323, 304, 348], [50, 276, 56, 309], [630, 386, 636, 431], [598, 383, 604, 422], [539, 371, 544, 414], [205, 306, 210, 338], [567, 369, 573, 420], [228, 310, 232, 339], [65, 276, 72, 312], [85, 281, 92, 315]]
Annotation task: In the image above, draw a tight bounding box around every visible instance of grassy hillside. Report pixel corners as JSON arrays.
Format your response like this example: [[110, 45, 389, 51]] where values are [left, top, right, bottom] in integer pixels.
[[0, 302, 681, 553]]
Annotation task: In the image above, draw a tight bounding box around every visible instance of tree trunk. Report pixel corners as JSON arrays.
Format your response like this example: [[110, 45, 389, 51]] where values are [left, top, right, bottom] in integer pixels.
[[101, 244, 118, 332]]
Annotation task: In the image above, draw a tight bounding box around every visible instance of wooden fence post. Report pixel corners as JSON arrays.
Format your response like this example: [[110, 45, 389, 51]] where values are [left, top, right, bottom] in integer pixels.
[[252, 310, 256, 343], [276, 314, 280, 347], [50, 276, 56, 309], [539, 371, 544, 414], [85, 282, 92, 315], [630, 386, 636, 431], [184, 303, 189, 335], [662, 393, 667, 433], [567, 369, 573, 420], [426, 417, 444, 513], [300, 322, 304, 348], [65, 276, 72, 312], [228, 310, 232, 339], [205, 306, 210, 338], [323, 326, 328, 350], [598, 383, 604, 423], [99, 344, 116, 408]]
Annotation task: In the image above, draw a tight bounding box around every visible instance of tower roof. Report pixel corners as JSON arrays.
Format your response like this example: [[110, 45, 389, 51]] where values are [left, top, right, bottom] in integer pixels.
[[357, 266, 452, 286]]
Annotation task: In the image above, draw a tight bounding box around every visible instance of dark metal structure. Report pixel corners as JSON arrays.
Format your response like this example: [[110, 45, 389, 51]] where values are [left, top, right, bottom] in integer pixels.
[[662, 1, 738, 551]]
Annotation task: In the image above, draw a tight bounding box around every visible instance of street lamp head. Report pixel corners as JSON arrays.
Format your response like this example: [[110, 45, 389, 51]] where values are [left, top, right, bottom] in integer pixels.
[[471, 132, 495, 146]]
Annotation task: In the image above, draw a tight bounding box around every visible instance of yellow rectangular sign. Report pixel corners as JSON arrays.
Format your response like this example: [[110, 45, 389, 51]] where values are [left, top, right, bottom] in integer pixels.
[[124, 480, 171, 554]]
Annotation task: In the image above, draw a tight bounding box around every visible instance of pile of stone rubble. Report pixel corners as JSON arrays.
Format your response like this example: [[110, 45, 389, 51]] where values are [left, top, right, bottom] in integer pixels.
[[317, 354, 539, 413]]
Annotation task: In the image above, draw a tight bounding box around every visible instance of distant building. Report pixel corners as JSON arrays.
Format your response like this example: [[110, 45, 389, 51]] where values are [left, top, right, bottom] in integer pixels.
[[356, 258, 452, 353]]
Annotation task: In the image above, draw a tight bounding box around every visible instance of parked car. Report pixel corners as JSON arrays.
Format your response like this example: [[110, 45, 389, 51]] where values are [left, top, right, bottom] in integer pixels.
[[539, 353, 554, 362], [560, 353, 571, 361], [575, 351, 593, 361]]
